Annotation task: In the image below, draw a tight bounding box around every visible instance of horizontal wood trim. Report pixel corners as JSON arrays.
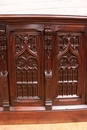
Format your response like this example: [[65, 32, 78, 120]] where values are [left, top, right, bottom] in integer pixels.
[[0, 108, 87, 124], [0, 15, 87, 24]]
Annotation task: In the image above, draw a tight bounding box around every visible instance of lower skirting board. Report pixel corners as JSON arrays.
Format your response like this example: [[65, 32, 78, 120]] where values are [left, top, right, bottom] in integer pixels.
[[0, 109, 87, 124]]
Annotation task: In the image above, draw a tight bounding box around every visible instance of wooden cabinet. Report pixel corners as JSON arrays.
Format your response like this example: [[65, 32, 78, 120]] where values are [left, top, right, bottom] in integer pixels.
[[0, 15, 87, 124]]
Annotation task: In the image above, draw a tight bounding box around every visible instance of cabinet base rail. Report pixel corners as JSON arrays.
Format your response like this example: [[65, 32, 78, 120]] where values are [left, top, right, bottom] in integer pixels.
[[0, 105, 87, 124]]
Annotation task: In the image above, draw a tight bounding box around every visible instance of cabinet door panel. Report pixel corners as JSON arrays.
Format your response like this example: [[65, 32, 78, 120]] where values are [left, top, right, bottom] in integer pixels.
[[53, 25, 85, 105], [7, 25, 44, 106]]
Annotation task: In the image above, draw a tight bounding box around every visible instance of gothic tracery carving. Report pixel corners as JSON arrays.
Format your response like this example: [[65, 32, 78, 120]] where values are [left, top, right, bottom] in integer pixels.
[[57, 33, 81, 97], [58, 34, 79, 54], [15, 34, 39, 98], [15, 34, 37, 54], [0, 30, 7, 75]]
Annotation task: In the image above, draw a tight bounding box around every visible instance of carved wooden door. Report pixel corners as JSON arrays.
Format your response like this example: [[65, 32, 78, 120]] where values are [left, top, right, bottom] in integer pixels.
[[52, 25, 86, 105], [7, 25, 44, 106]]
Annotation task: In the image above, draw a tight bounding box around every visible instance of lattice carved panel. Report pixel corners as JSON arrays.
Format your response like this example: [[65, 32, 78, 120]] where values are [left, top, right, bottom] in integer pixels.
[[57, 33, 81, 97], [15, 34, 39, 98], [15, 34, 37, 54]]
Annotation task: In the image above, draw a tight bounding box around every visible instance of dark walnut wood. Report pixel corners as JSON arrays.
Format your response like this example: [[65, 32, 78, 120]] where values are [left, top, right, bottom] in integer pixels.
[[0, 15, 87, 124]]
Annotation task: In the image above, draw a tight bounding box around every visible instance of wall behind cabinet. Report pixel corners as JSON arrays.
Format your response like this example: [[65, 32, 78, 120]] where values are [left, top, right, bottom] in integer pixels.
[[0, 0, 87, 15]]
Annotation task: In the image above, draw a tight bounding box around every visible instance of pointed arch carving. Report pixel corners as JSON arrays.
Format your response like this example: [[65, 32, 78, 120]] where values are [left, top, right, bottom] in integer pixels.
[[14, 34, 39, 98], [57, 33, 81, 97]]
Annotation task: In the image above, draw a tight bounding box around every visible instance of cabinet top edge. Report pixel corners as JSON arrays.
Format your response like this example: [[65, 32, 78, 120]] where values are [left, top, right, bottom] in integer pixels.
[[0, 14, 87, 23], [0, 14, 87, 18]]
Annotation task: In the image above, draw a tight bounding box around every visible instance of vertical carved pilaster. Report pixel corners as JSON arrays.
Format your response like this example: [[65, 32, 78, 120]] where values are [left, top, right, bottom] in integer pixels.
[[0, 28, 9, 111], [2, 73, 9, 111], [44, 27, 53, 110], [45, 28, 52, 74]]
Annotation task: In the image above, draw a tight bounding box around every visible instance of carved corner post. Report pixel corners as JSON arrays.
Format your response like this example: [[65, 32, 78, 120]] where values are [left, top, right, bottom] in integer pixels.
[[84, 26, 87, 105], [0, 28, 10, 111], [44, 27, 53, 110]]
